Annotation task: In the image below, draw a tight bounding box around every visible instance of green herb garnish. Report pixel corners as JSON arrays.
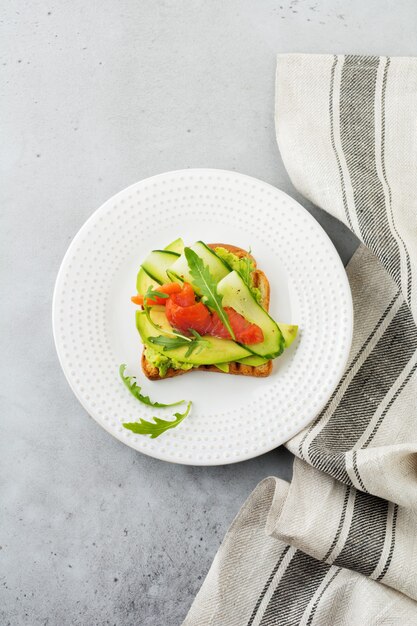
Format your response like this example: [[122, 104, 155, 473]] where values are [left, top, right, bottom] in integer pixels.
[[148, 329, 209, 358], [145, 288, 170, 300], [184, 247, 235, 340], [119, 364, 184, 407], [122, 401, 192, 438]]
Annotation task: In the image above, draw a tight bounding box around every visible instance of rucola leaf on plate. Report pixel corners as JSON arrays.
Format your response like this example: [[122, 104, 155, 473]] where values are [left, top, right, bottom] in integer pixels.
[[119, 364, 184, 408], [122, 401, 193, 438]]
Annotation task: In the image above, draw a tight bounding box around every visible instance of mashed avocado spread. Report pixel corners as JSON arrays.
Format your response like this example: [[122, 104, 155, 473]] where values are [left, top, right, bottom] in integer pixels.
[[144, 345, 196, 377], [214, 247, 262, 304]]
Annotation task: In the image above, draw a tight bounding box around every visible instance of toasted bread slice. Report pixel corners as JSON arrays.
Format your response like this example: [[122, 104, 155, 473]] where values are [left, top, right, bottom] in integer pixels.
[[141, 244, 272, 379]]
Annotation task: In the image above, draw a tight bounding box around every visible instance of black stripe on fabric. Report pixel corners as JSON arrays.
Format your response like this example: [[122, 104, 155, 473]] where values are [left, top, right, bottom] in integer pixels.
[[246, 546, 291, 626], [297, 291, 401, 459], [328, 54, 354, 230], [352, 450, 367, 492], [376, 504, 399, 582], [323, 485, 352, 561], [363, 360, 417, 448], [259, 552, 330, 626], [333, 490, 389, 577], [339, 55, 403, 292], [380, 57, 413, 306], [308, 302, 417, 483], [305, 568, 342, 626]]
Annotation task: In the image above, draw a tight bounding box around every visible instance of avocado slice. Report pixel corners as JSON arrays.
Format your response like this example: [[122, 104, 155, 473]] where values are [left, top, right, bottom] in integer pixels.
[[136, 307, 252, 365], [217, 270, 285, 359], [214, 362, 230, 373], [237, 355, 269, 366], [278, 322, 298, 348]]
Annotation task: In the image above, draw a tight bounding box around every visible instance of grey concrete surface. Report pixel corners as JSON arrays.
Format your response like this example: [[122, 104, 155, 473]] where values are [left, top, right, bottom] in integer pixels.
[[2, 1, 416, 624]]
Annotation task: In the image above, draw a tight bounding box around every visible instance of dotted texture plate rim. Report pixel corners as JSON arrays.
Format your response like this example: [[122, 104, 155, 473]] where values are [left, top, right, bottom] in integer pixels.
[[53, 169, 353, 466]]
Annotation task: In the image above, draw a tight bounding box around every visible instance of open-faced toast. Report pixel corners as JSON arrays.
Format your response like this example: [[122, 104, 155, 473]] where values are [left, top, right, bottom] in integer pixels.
[[142, 244, 273, 379]]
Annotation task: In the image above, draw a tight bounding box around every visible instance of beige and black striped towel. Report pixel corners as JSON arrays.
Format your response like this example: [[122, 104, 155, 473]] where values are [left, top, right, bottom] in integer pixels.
[[184, 55, 417, 625]]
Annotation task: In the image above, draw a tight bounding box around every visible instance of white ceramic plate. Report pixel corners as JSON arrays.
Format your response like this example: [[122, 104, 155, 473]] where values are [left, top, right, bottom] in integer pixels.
[[53, 169, 353, 465]]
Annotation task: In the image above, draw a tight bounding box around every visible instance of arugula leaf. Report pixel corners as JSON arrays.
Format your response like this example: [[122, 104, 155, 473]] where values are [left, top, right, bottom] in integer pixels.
[[141, 286, 171, 335], [148, 335, 192, 350], [122, 401, 192, 438], [148, 332, 209, 357], [184, 247, 235, 340], [119, 364, 184, 407], [186, 329, 209, 356], [144, 286, 170, 300], [143, 300, 164, 332]]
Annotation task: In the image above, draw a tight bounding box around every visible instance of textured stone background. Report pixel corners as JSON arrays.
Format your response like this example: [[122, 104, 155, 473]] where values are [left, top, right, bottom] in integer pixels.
[[2, 1, 416, 624]]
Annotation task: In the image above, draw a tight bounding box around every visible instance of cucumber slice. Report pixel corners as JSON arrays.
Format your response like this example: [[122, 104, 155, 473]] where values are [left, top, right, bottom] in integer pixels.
[[237, 355, 269, 366], [136, 267, 161, 294], [167, 241, 230, 293], [164, 237, 184, 254], [166, 269, 182, 283], [217, 270, 285, 359], [141, 250, 180, 284], [136, 308, 251, 365]]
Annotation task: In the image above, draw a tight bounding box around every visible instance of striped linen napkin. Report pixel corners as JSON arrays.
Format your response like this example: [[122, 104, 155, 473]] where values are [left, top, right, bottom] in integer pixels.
[[183, 54, 417, 625]]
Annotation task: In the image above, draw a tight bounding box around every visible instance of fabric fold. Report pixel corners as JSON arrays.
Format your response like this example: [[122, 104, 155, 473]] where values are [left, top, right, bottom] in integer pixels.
[[184, 53, 417, 625], [184, 468, 417, 625], [266, 458, 417, 602]]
